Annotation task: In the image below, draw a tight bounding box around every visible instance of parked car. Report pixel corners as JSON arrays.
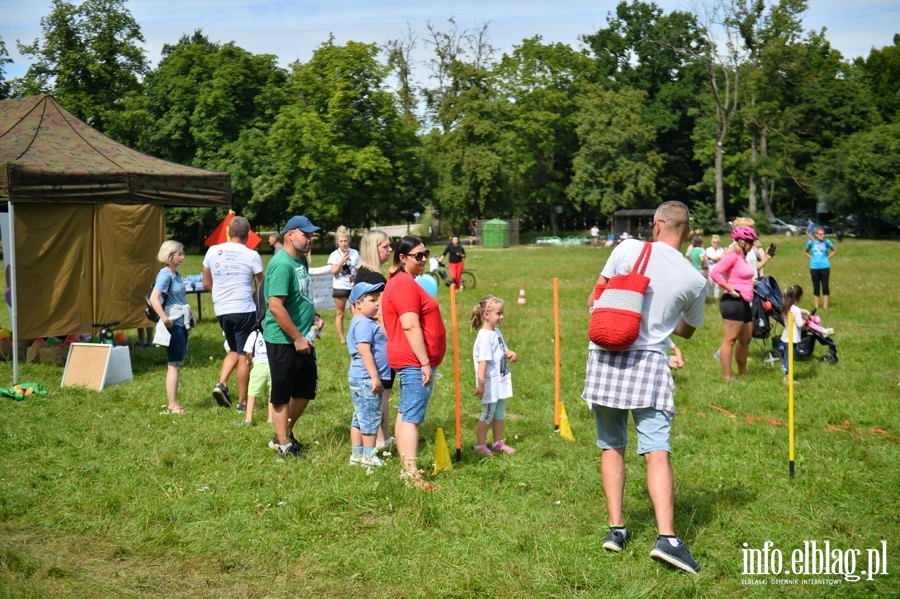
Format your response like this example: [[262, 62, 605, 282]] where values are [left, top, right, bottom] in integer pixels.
[[851, 215, 900, 238], [768, 217, 801, 236]]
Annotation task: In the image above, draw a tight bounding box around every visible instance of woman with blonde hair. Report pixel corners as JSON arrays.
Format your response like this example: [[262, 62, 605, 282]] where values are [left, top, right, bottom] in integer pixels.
[[149, 240, 192, 414], [327, 225, 361, 344]]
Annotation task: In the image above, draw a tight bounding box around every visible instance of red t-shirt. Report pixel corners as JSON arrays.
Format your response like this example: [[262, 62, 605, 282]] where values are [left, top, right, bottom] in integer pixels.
[[382, 272, 446, 369]]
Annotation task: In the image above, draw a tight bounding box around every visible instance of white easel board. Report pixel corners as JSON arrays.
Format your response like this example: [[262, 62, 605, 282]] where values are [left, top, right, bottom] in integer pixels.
[[61, 343, 133, 391]]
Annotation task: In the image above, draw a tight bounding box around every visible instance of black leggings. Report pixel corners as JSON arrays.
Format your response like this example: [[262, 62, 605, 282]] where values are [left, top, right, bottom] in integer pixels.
[[810, 268, 830, 296]]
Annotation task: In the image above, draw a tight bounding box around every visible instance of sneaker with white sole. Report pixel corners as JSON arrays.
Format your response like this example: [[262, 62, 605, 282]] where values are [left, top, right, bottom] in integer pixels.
[[269, 432, 302, 450], [650, 536, 701, 574], [212, 382, 232, 408], [277, 442, 307, 460], [362, 452, 385, 467], [349, 451, 365, 466], [602, 527, 630, 552]]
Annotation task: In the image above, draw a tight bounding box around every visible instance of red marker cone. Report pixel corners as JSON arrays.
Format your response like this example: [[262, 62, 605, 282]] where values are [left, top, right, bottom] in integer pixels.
[[518, 287, 527, 306]]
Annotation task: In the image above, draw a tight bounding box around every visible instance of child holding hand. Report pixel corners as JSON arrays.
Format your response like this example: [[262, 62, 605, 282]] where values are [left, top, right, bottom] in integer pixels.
[[347, 281, 390, 467], [471, 295, 518, 456]]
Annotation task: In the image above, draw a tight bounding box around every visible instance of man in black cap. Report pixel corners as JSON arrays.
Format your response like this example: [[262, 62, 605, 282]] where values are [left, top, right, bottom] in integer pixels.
[[263, 215, 322, 458]]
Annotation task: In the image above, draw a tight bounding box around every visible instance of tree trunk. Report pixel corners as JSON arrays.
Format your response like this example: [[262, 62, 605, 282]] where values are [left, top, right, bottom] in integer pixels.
[[548, 205, 560, 237], [760, 129, 774, 216], [748, 126, 758, 214]]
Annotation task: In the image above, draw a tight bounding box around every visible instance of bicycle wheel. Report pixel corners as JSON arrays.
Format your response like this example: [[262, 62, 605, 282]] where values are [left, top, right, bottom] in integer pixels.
[[460, 270, 476, 290]]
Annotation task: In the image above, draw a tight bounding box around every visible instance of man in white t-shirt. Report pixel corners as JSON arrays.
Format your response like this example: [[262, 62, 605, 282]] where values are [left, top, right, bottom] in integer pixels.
[[202, 216, 264, 409], [582, 201, 706, 575]]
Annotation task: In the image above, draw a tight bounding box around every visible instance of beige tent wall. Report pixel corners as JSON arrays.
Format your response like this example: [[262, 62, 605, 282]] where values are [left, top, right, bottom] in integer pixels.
[[14, 203, 164, 339]]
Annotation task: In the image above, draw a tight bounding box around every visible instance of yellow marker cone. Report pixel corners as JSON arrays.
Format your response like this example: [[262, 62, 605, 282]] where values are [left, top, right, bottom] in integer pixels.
[[558, 403, 575, 442], [433, 427, 453, 475]]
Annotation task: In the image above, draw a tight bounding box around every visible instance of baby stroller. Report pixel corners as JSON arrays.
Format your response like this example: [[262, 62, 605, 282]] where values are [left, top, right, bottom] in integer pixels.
[[752, 276, 838, 367]]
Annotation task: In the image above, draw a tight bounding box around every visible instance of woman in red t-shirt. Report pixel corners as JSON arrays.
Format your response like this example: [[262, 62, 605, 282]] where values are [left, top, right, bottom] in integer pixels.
[[382, 235, 446, 490]]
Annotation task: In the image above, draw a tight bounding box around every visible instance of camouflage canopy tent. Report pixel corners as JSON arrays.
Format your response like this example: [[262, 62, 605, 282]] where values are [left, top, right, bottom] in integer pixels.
[[0, 95, 230, 380]]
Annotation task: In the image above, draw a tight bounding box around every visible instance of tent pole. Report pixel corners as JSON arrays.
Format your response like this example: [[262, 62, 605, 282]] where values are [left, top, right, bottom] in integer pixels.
[[8, 201, 18, 384]]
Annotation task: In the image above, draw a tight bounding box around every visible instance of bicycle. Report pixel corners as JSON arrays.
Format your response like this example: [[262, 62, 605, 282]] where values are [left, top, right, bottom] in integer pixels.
[[424, 263, 476, 291]]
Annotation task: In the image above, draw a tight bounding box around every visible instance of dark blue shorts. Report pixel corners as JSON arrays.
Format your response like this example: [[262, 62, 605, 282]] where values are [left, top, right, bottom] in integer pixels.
[[167, 324, 188, 366], [217, 312, 256, 355]]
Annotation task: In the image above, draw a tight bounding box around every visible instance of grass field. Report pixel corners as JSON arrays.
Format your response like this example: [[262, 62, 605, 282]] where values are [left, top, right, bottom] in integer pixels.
[[0, 235, 897, 598]]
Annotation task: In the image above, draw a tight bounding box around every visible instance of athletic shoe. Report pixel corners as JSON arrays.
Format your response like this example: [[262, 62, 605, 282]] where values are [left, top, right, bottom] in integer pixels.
[[212, 383, 232, 408], [349, 452, 365, 466], [277, 442, 307, 459], [491, 441, 516, 454], [268, 432, 302, 450], [650, 536, 701, 574], [236, 403, 247, 412], [602, 528, 630, 552], [362, 452, 386, 467], [474, 444, 493, 457], [234, 420, 254, 427]]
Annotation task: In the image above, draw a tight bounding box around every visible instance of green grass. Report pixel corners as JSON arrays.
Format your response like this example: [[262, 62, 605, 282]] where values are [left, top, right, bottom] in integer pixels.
[[0, 236, 897, 598]]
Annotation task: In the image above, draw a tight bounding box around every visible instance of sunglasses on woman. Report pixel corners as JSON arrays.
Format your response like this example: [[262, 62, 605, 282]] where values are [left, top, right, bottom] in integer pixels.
[[405, 250, 431, 262]]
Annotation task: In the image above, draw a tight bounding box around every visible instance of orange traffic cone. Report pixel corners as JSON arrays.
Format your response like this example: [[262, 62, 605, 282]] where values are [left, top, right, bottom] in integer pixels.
[[518, 287, 526, 306]]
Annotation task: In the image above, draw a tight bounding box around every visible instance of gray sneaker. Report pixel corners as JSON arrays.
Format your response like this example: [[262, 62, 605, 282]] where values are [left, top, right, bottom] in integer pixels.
[[602, 528, 629, 552], [212, 382, 232, 408], [268, 432, 302, 450], [349, 451, 365, 466], [277, 442, 307, 459], [650, 536, 701, 574]]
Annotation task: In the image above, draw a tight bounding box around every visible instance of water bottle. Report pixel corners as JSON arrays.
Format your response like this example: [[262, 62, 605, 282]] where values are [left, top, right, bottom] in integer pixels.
[[305, 324, 319, 344]]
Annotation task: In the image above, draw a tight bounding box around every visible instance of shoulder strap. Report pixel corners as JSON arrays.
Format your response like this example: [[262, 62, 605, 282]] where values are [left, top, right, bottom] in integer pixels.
[[632, 242, 652, 275]]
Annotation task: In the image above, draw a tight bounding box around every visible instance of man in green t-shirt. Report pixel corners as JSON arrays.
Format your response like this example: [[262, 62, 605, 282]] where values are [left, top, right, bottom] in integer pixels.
[[264, 215, 321, 458]]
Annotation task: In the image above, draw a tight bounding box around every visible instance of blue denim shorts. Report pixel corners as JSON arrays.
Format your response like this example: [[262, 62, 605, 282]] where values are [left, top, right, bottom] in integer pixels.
[[592, 405, 672, 454], [396, 366, 436, 424], [349, 376, 383, 435]]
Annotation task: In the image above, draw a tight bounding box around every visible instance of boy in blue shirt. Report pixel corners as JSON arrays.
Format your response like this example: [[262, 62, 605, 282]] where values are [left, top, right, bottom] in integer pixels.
[[346, 281, 390, 467]]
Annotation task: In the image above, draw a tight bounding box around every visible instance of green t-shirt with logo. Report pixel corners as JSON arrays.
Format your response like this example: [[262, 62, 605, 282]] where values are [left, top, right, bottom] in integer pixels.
[[263, 250, 315, 345]]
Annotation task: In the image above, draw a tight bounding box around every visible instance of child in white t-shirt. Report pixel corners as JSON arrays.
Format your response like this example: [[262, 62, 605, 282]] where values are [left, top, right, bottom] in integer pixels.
[[471, 295, 518, 456], [236, 329, 272, 426]]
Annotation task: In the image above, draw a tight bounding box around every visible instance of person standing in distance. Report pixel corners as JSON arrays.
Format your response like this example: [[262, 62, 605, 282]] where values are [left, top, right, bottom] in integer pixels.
[[264, 215, 322, 458], [203, 216, 264, 410], [805, 226, 836, 311], [582, 201, 706, 575]]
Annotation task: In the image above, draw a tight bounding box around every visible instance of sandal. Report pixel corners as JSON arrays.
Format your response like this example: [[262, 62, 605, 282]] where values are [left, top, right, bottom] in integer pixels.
[[399, 468, 436, 492], [163, 406, 187, 415]]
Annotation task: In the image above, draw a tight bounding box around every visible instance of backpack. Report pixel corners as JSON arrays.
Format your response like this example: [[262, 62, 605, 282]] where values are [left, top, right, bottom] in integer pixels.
[[253, 275, 267, 331], [751, 293, 771, 339], [144, 276, 173, 323]]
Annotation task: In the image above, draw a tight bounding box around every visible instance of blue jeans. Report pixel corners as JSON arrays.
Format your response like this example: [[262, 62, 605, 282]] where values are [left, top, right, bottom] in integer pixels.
[[396, 366, 436, 424], [348, 376, 382, 435]]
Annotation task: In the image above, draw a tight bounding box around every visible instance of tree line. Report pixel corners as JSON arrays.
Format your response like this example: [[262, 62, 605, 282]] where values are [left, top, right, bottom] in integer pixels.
[[1, 0, 897, 243]]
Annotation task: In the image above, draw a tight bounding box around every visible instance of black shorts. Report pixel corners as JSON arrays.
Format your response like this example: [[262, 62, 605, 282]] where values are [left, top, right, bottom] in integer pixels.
[[332, 288, 351, 299], [217, 311, 256, 355], [266, 342, 318, 405], [719, 295, 752, 323], [380, 368, 397, 391]]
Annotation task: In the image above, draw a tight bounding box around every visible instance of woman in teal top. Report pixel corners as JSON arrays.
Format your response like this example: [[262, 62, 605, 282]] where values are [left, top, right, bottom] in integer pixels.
[[804, 227, 837, 310]]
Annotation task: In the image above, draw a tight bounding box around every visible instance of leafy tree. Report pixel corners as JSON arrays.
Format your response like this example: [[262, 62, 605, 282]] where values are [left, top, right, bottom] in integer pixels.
[[568, 85, 663, 218], [816, 122, 900, 226], [258, 40, 420, 233], [857, 34, 900, 124], [581, 1, 706, 211], [16, 0, 147, 133], [494, 37, 593, 235], [0, 37, 12, 100]]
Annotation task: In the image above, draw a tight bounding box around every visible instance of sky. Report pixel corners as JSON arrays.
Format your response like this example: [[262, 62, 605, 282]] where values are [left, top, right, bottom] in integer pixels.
[[1, 0, 898, 81]]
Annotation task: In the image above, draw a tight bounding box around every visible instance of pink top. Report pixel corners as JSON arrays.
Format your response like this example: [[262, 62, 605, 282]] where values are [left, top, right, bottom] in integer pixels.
[[710, 250, 755, 302]]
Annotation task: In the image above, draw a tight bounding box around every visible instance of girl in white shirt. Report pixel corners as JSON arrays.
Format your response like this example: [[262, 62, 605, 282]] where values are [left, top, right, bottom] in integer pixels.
[[471, 296, 518, 456]]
